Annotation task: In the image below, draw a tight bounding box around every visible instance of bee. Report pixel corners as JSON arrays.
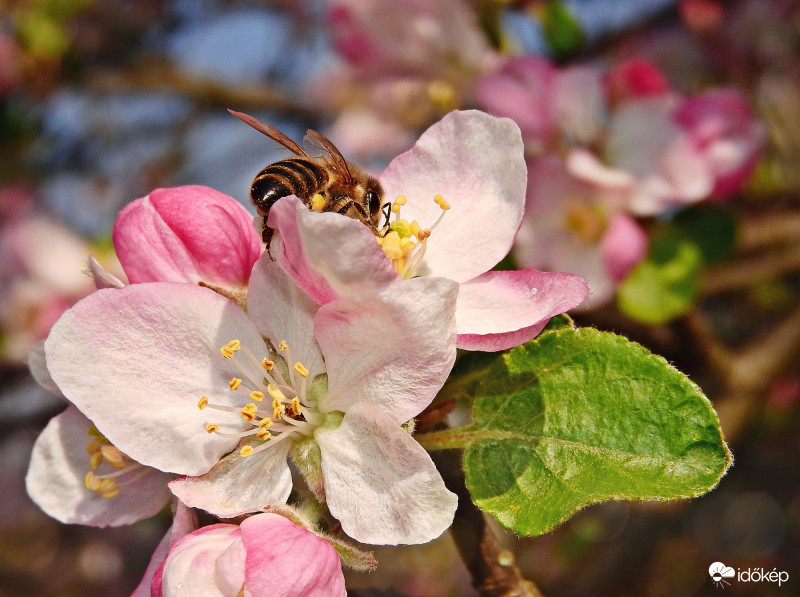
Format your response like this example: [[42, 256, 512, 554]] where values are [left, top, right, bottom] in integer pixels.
[[228, 109, 390, 249]]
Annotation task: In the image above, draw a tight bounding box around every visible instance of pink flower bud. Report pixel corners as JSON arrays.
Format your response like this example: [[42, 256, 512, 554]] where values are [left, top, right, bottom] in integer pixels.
[[113, 186, 261, 287], [152, 514, 345, 597], [605, 58, 670, 105]]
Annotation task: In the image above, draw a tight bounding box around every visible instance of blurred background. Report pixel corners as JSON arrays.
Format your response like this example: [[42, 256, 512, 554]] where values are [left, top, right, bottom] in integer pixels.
[[0, 0, 798, 595]]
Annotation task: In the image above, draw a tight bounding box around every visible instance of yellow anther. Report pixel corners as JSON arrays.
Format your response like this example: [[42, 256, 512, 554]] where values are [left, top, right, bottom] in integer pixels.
[[87, 424, 103, 439], [101, 445, 125, 468], [98, 478, 120, 499], [262, 358, 274, 371], [205, 424, 220, 434], [198, 396, 209, 410], [394, 195, 408, 206], [393, 257, 406, 274], [258, 418, 273, 428], [240, 446, 255, 457], [391, 203, 402, 214], [410, 220, 422, 238], [86, 439, 101, 455], [273, 406, 285, 420], [399, 237, 415, 252], [229, 377, 242, 391], [267, 384, 287, 401], [417, 228, 432, 241], [311, 193, 326, 211], [89, 451, 103, 471], [376, 235, 385, 246], [256, 428, 272, 440], [434, 194, 451, 210], [278, 341, 289, 351], [100, 483, 120, 499], [294, 362, 309, 377], [249, 391, 265, 402], [290, 398, 302, 416], [226, 340, 241, 350], [84, 471, 95, 490], [240, 403, 258, 422], [219, 346, 234, 359]]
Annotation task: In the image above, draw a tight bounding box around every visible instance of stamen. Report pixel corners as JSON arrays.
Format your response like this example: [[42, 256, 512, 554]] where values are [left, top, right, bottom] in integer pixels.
[[434, 194, 451, 210], [229, 377, 242, 391], [89, 451, 103, 471], [240, 445, 255, 457], [198, 396, 209, 410], [205, 423, 220, 433], [101, 445, 125, 468], [267, 384, 287, 402], [262, 358, 274, 370], [240, 403, 259, 422], [258, 419, 273, 429], [294, 362, 309, 377], [256, 428, 272, 440], [290, 397, 302, 416], [278, 341, 289, 351]]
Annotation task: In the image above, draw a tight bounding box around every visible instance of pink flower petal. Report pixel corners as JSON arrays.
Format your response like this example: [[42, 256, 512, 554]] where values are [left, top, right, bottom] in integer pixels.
[[241, 513, 346, 597], [268, 196, 398, 305], [315, 276, 458, 423], [133, 502, 197, 597], [455, 270, 588, 351], [113, 186, 261, 286], [316, 410, 458, 545], [25, 406, 171, 527], [599, 213, 649, 282], [247, 255, 325, 379], [168, 439, 293, 518], [379, 110, 527, 282], [45, 283, 265, 476]]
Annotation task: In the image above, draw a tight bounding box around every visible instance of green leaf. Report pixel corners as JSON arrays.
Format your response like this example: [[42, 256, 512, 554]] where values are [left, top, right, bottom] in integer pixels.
[[458, 327, 731, 537], [671, 207, 737, 263], [617, 234, 703, 324]]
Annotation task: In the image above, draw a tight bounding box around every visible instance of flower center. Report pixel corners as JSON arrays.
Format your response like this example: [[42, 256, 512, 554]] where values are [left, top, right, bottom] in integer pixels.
[[84, 425, 146, 499], [377, 194, 450, 279], [564, 201, 605, 244], [199, 339, 325, 459]]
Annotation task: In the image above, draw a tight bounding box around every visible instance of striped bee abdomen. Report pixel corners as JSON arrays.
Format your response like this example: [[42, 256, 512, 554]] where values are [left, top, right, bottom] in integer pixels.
[[250, 158, 328, 214]]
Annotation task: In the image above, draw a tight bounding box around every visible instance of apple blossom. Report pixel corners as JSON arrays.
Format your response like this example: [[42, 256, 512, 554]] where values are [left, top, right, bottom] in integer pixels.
[[151, 513, 345, 597], [26, 405, 173, 527], [43, 253, 459, 545], [26, 338, 173, 527], [268, 110, 589, 352], [113, 185, 261, 288]]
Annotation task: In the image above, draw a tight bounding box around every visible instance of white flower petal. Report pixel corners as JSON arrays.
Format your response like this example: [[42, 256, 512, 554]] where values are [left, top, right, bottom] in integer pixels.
[[168, 439, 293, 518], [45, 283, 266, 476], [247, 255, 325, 379], [316, 277, 458, 423], [316, 410, 457, 545], [379, 110, 527, 282], [25, 406, 171, 527]]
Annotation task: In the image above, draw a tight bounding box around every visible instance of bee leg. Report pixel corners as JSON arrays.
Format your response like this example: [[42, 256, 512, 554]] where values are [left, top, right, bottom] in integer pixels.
[[262, 222, 275, 259], [381, 202, 392, 235], [335, 201, 371, 221]]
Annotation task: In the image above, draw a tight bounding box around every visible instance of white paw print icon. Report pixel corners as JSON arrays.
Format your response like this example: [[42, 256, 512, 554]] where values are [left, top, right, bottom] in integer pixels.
[[709, 562, 735, 588]]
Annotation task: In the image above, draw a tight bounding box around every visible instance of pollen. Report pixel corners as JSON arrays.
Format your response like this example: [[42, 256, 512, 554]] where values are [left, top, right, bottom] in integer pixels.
[[380, 194, 450, 278], [240, 445, 255, 457], [434, 194, 451, 210], [240, 403, 258, 421], [294, 362, 309, 377], [198, 396, 209, 410], [311, 193, 326, 211], [205, 423, 219, 433], [262, 358, 274, 370], [291, 397, 302, 416], [258, 418, 273, 429], [229, 377, 242, 391], [256, 428, 272, 440], [278, 341, 289, 351], [249, 390, 265, 402]]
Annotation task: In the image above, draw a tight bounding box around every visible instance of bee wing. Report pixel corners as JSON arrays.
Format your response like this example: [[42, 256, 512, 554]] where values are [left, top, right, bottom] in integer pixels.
[[227, 109, 308, 157], [304, 129, 354, 183]]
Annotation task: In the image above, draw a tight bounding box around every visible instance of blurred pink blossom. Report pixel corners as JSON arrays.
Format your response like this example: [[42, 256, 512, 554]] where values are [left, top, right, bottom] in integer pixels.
[[604, 58, 670, 105]]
